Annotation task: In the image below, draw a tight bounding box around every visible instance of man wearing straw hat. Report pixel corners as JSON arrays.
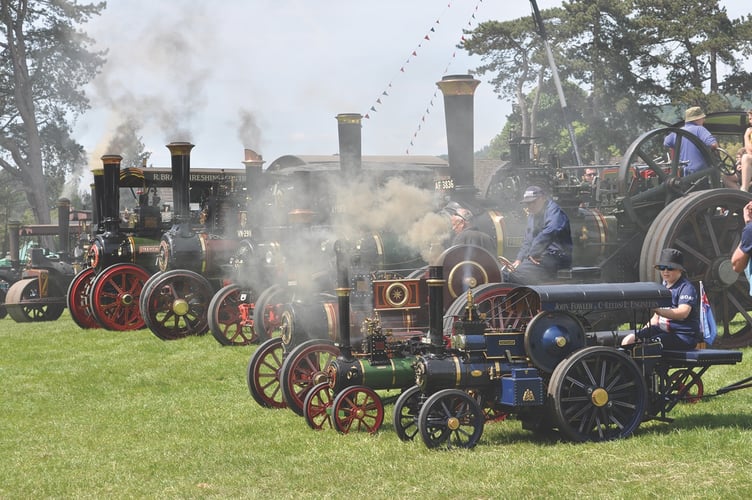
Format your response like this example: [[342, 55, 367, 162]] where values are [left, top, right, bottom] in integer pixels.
[[663, 106, 718, 175]]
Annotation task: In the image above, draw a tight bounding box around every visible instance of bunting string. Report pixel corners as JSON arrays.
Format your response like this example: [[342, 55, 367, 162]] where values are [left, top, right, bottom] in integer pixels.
[[361, 1, 485, 155]]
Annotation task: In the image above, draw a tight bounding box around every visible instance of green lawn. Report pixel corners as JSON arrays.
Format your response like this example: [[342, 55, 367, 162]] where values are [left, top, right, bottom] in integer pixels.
[[2, 311, 751, 499]]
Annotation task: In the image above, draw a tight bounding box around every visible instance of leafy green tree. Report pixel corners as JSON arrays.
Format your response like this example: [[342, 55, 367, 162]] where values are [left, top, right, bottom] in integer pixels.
[[0, 0, 105, 225], [465, 0, 752, 163]]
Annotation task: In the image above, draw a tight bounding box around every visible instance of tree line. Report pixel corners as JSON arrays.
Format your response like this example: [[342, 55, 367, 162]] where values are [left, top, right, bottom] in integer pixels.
[[464, 0, 752, 164]]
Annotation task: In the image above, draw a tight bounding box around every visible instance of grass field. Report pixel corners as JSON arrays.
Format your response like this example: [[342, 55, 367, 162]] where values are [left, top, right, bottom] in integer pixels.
[[2, 311, 751, 499]]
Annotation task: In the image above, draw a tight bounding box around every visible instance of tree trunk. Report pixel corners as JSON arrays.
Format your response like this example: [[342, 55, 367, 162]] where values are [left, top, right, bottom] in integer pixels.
[[6, 0, 51, 225]]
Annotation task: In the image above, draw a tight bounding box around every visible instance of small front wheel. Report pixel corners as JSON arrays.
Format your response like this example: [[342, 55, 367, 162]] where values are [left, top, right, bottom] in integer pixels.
[[417, 389, 484, 449], [331, 385, 384, 434]]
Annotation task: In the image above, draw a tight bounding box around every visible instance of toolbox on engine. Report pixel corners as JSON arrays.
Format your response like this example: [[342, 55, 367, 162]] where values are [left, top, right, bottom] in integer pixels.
[[501, 367, 543, 406]]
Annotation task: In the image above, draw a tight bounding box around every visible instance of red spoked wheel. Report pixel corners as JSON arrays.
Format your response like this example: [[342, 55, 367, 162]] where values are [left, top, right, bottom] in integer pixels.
[[246, 337, 286, 408], [331, 385, 384, 434], [142, 269, 214, 340], [252, 285, 291, 342], [67, 268, 100, 329], [279, 339, 339, 416], [668, 369, 704, 404], [208, 284, 258, 346], [303, 382, 334, 430], [88, 264, 150, 331]]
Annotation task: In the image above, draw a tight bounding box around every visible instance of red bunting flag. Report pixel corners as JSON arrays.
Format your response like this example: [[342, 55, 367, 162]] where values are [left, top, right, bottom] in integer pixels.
[[412, 51, 417, 56]]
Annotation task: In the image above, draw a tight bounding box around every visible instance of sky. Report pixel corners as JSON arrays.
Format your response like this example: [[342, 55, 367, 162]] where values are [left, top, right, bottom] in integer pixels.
[[73, 0, 751, 173]]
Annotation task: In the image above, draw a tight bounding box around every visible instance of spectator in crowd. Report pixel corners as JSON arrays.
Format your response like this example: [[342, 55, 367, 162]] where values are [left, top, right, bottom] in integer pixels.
[[731, 201, 752, 298], [738, 110, 752, 191]]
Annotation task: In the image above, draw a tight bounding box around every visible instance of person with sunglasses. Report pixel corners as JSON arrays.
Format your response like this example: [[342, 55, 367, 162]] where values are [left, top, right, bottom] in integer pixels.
[[731, 200, 752, 295], [621, 248, 700, 349]]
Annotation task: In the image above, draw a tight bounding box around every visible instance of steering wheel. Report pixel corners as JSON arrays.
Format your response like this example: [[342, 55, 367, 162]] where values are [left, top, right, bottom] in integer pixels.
[[714, 147, 737, 176]]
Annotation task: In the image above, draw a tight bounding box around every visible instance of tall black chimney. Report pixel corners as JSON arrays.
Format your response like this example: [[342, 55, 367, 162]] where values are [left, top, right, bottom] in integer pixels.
[[165, 142, 194, 225], [56, 198, 71, 258], [334, 240, 353, 361], [437, 74, 480, 201], [427, 265, 445, 351], [100, 155, 122, 234], [336, 113, 362, 178]]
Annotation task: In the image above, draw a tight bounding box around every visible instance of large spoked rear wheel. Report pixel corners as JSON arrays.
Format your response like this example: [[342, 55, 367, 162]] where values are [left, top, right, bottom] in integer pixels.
[[547, 346, 646, 443], [142, 269, 214, 340], [617, 127, 720, 230], [88, 264, 149, 331], [246, 337, 286, 408], [278, 339, 339, 416], [67, 268, 100, 329], [417, 389, 485, 449], [639, 189, 752, 347], [443, 282, 515, 336], [208, 284, 257, 346], [252, 284, 291, 342]]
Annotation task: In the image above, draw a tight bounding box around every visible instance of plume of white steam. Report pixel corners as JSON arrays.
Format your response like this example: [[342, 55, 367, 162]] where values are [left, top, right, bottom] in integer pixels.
[[85, 2, 214, 171], [329, 176, 450, 262], [237, 109, 263, 150]]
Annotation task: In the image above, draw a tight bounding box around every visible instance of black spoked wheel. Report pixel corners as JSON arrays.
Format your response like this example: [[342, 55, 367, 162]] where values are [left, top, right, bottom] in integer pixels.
[[393, 385, 423, 442], [417, 389, 485, 449], [246, 337, 286, 408], [617, 127, 720, 230], [142, 269, 214, 340], [548, 346, 647, 442]]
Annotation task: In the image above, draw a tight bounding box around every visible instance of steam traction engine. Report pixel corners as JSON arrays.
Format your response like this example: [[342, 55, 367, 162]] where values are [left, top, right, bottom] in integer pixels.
[[299, 246, 450, 433], [140, 142, 245, 340], [3, 200, 78, 322], [67, 155, 164, 330], [432, 74, 752, 348], [398, 283, 743, 448]]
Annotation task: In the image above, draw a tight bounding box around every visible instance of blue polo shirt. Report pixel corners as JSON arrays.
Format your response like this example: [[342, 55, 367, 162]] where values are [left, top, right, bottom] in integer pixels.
[[663, 123, 717, 174], [741, 223, 752, 295], [665, 275, 701, 338]]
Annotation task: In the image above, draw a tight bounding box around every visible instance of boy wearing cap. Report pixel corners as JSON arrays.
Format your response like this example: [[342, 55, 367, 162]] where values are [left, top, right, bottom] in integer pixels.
[[621, 248, 700, 349], [506, 186, 572, 284], [663, 106, 718, 175]]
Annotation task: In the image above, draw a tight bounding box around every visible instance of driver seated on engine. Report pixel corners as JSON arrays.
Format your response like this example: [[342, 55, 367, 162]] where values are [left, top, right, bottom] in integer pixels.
[[504, 186, 572, 285], [621, 248, 700, 350]]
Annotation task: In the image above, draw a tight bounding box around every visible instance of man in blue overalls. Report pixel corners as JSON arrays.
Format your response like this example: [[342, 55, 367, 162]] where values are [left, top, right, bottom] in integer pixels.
[[505, 186, 572, 284]]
